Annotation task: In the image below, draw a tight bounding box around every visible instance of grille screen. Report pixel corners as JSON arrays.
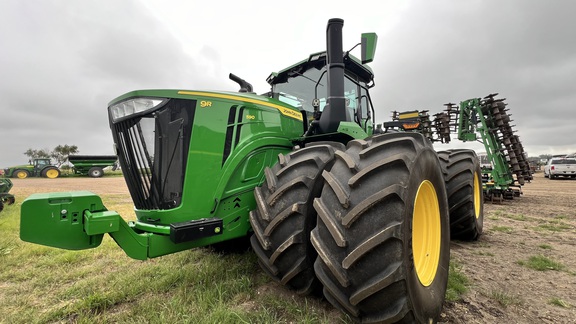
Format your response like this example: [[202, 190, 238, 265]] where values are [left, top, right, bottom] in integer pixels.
[[111, 99, 195, 210]]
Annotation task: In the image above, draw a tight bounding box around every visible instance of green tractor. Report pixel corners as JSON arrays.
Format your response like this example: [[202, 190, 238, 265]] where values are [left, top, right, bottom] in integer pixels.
[[21, 19, 454, 322], [4, 158, 61, 179]]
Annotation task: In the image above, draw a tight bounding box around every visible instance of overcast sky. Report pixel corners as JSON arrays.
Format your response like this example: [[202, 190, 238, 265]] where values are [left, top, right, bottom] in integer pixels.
[[1, 0, 575, 168]]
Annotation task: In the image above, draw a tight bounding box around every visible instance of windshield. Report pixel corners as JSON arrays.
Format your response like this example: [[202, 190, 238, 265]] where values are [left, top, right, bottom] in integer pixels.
[[272, 67, 370, 121], [551, 159, 576, 164]]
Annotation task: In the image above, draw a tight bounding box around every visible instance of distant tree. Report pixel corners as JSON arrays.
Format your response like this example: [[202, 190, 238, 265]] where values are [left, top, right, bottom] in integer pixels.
[[23, 144, 79, 166], [23, 148, 51, 160], [539, 154, 552, 160], [52, 144, 79, 166]]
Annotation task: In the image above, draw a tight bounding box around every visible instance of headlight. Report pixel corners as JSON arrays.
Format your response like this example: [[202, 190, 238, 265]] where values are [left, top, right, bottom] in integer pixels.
[[109, 98, 165, 121]]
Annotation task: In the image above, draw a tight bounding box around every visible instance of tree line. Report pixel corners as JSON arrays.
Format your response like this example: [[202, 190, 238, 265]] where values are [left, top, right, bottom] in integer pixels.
[[24, 144, 79, 166]]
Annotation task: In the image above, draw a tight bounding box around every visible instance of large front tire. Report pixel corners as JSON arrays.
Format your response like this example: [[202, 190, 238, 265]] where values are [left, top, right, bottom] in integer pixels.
[[311, 133, 450, 323], [438, 149, 484, 241], [14, 170, 29, 179], [250, 143, 342, 295]]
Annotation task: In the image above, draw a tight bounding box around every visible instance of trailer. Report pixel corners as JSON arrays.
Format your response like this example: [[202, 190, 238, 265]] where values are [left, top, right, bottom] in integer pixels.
[[67, 155, 118, 178]]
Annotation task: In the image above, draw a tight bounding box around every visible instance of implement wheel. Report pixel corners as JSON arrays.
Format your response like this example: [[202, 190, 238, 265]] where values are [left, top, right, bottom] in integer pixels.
[[88, 167, 104, 178], [42, 167, 60, 179], [311, 133, 450, 323], [438, 149, 484, 240], [250, 142, 343, 295], [14, 170, 30, 179]]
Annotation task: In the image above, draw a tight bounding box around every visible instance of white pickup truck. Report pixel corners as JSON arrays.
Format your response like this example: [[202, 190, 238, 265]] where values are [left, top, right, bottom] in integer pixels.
[[544, 157, 576, 179]]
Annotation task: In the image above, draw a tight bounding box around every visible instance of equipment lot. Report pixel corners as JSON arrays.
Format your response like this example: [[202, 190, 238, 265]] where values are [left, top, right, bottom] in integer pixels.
[[3, 172, 576, 323]]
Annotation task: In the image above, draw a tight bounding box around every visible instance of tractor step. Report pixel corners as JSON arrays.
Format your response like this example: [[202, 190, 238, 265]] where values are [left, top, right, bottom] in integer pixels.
[[169, 218, 223, 244]]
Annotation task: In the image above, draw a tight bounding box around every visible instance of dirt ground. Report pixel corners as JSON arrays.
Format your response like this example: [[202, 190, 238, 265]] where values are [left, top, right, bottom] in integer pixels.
[[7, 172, 576, 323], [441, 172, 576, 323]]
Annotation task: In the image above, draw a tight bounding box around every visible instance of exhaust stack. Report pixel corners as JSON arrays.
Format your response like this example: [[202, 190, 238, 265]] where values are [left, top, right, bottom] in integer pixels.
[[319, 18, 350, 133]]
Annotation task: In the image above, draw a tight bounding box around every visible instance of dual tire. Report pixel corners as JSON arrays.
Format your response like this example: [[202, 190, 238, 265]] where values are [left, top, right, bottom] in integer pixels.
[[438, 149, 484, 241], [251, 133, 451, 322], [249, 142, 344, 295]]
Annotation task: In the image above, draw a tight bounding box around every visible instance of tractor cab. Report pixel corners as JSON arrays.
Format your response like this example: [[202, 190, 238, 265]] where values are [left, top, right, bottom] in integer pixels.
[[32, 158, 51, 171], [265, 33, 377, 143]]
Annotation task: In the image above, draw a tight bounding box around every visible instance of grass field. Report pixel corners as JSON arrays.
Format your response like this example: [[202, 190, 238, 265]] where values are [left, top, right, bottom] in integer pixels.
[[0, 192, 348, 324], [0, 176, 478, 324]]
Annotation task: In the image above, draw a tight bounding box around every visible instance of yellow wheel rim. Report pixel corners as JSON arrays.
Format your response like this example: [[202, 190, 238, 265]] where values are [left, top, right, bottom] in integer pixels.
[[45, 169, 59, 179], [412, 180, 441, 287], [16, 171, 28, 179], [473, 172, 481, 219]]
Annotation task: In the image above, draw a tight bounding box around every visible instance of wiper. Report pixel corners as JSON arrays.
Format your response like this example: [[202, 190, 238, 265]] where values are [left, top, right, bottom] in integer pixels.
[[290, 71, 325, 87]]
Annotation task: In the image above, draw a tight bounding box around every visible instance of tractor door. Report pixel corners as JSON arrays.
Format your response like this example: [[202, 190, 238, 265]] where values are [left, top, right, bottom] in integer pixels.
[[33, 159, 50, 176]]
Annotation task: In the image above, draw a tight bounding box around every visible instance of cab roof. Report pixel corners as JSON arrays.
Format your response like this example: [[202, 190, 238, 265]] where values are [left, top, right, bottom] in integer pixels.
[[266, 51, 375, 86]]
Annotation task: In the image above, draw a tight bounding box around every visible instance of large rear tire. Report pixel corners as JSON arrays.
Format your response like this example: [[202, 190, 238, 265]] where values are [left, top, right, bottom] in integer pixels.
[[42, 167, 60, 179], [250, 143, 343, 295], [438, 149, 484, 241], [311, 133, 450, 323]]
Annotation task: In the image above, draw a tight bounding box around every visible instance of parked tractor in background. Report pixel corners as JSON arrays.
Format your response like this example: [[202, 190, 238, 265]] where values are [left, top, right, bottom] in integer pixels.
[[0, 178, 16, 213], [3, 158, 60, 179], [20, 19, 467, 322], [67, 155, 118, 178]]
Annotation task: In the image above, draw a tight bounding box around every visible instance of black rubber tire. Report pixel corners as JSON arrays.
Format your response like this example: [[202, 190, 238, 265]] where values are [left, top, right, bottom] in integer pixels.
[[41, 167, 61, 179], [13, 169, 29, 179], [311, 133, 450, 323], [1, 195, 15, 205], [88, 167, 104, 178], [438, 149, 484, 241], [250, 142, 343, 295]]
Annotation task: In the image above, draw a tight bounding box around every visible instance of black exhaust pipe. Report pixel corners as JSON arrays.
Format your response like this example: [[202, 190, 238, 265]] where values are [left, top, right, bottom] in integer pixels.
[[319, 18, 350, 133]]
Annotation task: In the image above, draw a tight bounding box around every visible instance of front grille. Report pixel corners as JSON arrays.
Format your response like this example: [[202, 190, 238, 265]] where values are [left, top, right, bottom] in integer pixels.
[[111, 99, 195, 210]]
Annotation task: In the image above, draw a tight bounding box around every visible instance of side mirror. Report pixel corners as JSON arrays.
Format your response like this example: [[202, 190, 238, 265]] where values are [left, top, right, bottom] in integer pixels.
[[361, 32, 378, 64]]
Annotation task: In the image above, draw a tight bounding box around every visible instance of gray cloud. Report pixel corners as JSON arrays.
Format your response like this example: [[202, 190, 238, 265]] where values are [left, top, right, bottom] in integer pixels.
[[371, 0, 576, 154], [0, 0, 217, 166], [1, 0, 574, 169]]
